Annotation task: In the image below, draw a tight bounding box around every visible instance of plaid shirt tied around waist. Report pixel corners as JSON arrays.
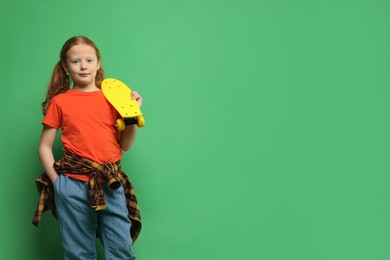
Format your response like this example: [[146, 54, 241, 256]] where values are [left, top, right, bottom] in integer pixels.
[[32, 152, 142, 243]]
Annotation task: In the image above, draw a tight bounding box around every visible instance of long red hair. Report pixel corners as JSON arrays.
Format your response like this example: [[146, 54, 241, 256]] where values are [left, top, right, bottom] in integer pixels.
[[41, 36, 105, 115]]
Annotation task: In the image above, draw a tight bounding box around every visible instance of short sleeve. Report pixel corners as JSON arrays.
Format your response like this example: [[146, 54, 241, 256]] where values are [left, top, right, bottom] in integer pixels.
[[42, 99, 62, 129]]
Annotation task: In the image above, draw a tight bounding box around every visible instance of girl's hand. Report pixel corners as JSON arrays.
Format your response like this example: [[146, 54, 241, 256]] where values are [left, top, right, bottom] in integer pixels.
[[132, 91, 143, 108]]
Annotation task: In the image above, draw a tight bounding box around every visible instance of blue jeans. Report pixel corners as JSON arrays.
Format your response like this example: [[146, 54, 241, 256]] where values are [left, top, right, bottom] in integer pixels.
[[54, 174, 136, 260]]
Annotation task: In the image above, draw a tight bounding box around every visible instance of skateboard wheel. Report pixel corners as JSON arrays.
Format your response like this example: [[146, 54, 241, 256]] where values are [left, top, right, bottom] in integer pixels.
[[137, 116, 145, 127], [116, 119, 125, 131]]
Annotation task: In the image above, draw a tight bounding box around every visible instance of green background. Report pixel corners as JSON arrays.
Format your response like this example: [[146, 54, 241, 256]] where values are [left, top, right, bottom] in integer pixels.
[[1, 0, 390, 259]]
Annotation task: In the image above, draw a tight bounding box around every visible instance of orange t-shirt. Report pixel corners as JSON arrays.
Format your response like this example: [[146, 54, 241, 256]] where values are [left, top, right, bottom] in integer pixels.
[[43, 89, 122, 181]]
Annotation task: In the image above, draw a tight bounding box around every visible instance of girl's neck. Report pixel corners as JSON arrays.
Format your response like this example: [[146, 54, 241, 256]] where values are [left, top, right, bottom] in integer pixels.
[[72, 85, 100, 92]]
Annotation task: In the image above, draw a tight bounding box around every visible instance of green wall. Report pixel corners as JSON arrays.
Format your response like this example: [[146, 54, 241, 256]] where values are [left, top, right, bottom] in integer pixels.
[[1, 0, 390, 259]]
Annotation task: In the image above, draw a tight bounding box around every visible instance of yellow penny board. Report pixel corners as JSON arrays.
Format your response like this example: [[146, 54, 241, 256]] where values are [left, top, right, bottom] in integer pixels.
[[101, 78, 145, 130]]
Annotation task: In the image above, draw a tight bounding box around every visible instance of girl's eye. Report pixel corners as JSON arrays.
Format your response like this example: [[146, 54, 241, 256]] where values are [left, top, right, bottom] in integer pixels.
[[72, 60, 79, 64], [87, 59, 94, 63]]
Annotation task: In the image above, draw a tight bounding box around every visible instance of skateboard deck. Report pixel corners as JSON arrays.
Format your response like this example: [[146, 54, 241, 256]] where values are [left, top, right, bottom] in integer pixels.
[[101, 78, 145, 130]]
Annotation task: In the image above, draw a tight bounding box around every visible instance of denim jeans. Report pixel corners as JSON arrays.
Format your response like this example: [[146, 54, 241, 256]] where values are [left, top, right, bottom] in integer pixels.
[[54, 174, 136, 260]]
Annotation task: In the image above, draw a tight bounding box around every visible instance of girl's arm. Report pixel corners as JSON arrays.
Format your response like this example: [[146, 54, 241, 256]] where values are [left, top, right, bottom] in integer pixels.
[[119, 91, 143, 151], [38, 125, 58, 183], [119, 124, 138, 151]]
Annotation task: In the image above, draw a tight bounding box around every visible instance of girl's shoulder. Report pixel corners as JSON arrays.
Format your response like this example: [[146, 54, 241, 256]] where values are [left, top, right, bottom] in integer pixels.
[[49, 90, 82, 107], [51, 90, 71, 102]]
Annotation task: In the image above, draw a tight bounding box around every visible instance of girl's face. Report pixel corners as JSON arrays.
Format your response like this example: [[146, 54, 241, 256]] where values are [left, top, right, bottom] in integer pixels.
[[64, 44, 101, 90]]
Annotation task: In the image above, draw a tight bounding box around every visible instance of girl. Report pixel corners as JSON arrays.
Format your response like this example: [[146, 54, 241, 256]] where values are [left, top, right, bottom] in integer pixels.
[[33, 36, 142, 260]]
